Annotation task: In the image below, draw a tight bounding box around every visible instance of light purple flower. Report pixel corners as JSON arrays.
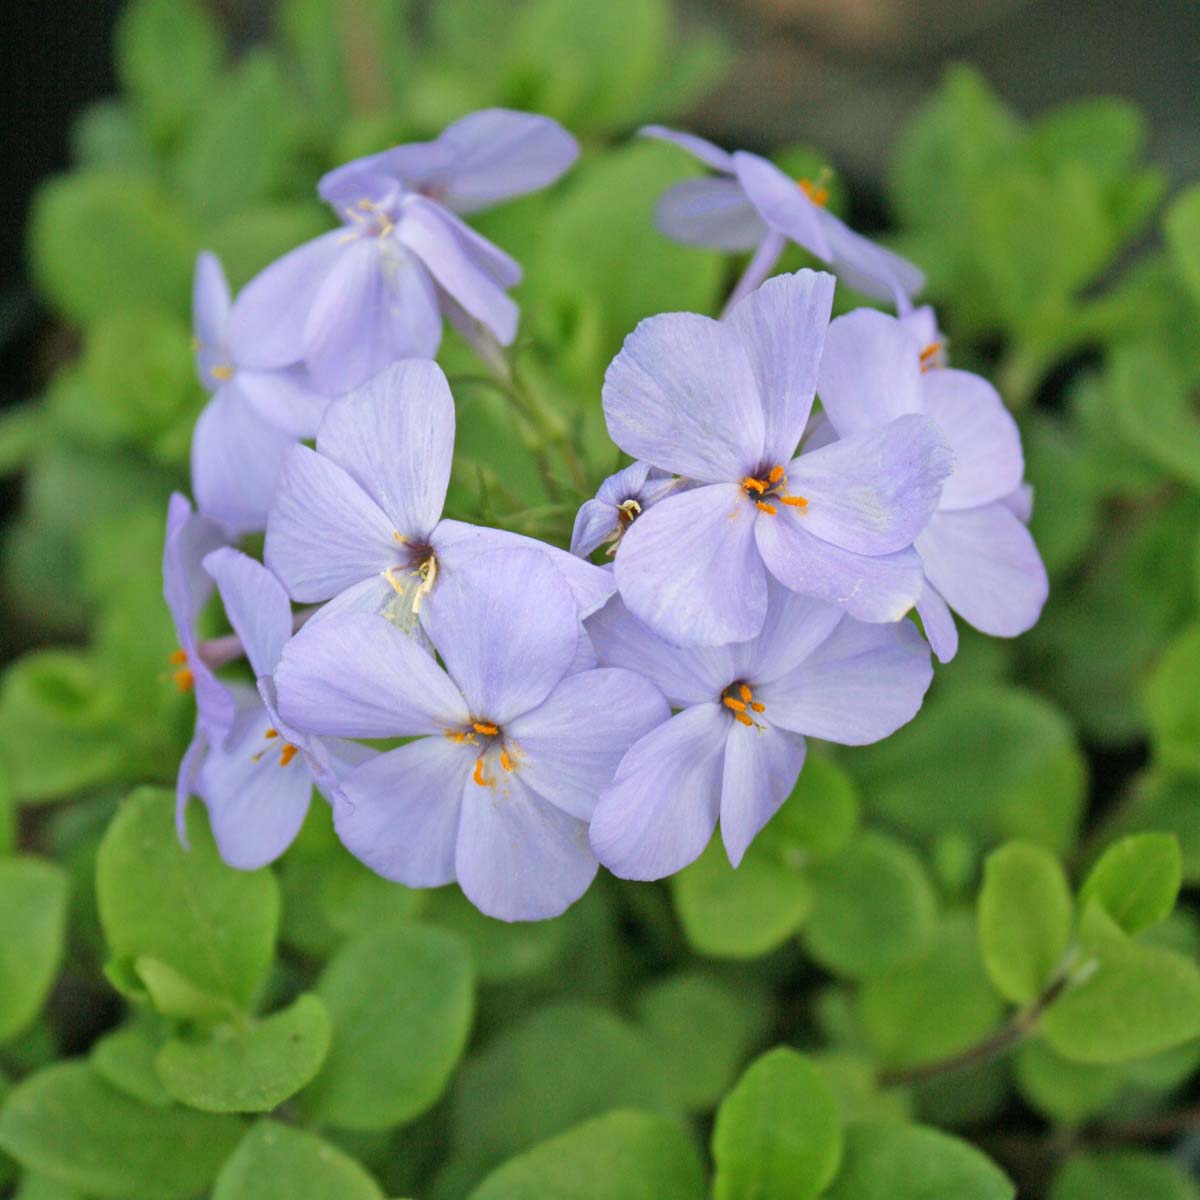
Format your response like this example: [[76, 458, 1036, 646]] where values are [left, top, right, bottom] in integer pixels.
[[178, 547, 370, 870], [265, 360, 614, 638], [190, 253, 330, 536], [570, 462, 680, 558], [602, 270, 953, 646], [275, 546, 669, 921], [641, 125, 924, 312], [586, 581, 932, 880], [817, 307, 1048, 662], [227, 110, 577, 396]]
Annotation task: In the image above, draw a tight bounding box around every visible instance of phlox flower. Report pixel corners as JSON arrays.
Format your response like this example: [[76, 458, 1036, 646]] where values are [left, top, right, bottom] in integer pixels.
[[274, 547, 669, 921], [177, 548, 371, 870], [602, 269, 953, 646], [227, 109, 578, 395], [641, 125, 924, 313], [816, 308, 1048, 662], [191, 253, 330, 535], [586, 581, 932, 880], [265, 360, 613, 638], [570, 462, 680, 559]]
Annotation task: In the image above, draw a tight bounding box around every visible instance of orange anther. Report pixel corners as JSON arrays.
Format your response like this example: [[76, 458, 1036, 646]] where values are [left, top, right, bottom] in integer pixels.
[[750, 701, 766, 713], [755, 500, 777, 515], [168, 648, 188, 665], [738, 684, 753, 702], [211, 364, 235, 382], [279, 743, 299, 768], [919, 341, 942, 370], [173, 668, 194, 694], [264, 728, 279, 740], [767, 465, 785, 484], [733, 710, 755, 727], [500, 748, 515, 773], [473, 721, 499, 736], [780, 495, 808, 509], [473, 757, 492, 787], [723, 696, 747, 712], [798, 179, 829, 207], [741, 476, 767, 494]]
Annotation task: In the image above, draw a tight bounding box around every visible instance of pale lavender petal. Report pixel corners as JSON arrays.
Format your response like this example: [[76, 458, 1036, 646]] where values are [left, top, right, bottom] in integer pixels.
[[193, 252, 232, 390], [922, 369, 1024, 510], [726, 269, 835, 465], [760, 616, 932, 744], [426, 202, 523, 288], [817, 210, 924, 308], [602, 312, 764, 482], [615, 483, 769, 647], [722, 231, 787, 314], [505, 668, 670, 821], [335, 736, 470, 888], [732, 151, 832, 260], [197, 700, 313, 869], [801, 410, 839, 453], [317, 162, 405, 213], [755, 514, 926, 623], [397, 197, 518, 344], [590, 704, 728, 881], [571, 497, 625, 560], [571, 462, 676, 559], [784, 414, 952, 554], [567, 624, 599, 674], [917, 504, 1049, 638], [303, 236, 440, 395], [312, 360, 454, 541], [720, 725, 807, 867], [175, 728, 208, 846], [456, 772, 597, 921], [744, 579, 846, 685], [916, 579, 959, 664], [654, 177, 765, 251], [898, 304, 943, 353], [191, 389, 295, 537], [233, 367, 330, 440], [817, 308, 924, 438], [438, 108, 578, 213], [265, 445, 398, 603], [420, 546, 576, 724], [303, 574, 424, 652], [228, 230, 346, 369], [276, 612, 469, 738], [163, 492, 226, 637], [202, 548, 293, 679], [1003, 482, 1035, 524], [349, 143, 452, 196], [639, 124, 736, 173], [306, 735, 378, 806]]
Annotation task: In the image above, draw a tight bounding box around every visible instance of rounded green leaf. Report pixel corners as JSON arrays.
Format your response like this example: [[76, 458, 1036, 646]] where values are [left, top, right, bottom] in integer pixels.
[[90, 1022, 173, 1110], [712, 1048, 841, 1200], [1079, 832, 1181, 936], [1165, 182, 1200, 305], [1014, 1040, 1121, 1126], [1051, 1151, 1200, 1200], [822, 1122, 1014, 1200], [213, 1120, 384, 1200], [0, 859, 69, 1043], [303, 922, 473, 1129], [977, 841, 1073, 1003], [1145, 625, 1200, 773], [0, 1062, 244, 1200], [96, 788, 280, 1016], [803, 832, 936, 979], [156, 993, 332, 1113], [468, 1110, 704, 1200], [1106, 770, 1200, 884]]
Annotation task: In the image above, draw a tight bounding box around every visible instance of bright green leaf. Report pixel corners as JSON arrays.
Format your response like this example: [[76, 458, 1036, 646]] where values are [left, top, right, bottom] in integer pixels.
[[1051, 1151, 1200, 1200], [1165, 183, 1200, 305], [1110, 346, 1200, 491], [0, 859, 69, 1043], [1014, 1039, 1122, 1126], [1080, 832, 1182, 935], [90, 1021, 173, 1110], [1145, 625, 1200, 774], [1107, 771, 1200, 884]]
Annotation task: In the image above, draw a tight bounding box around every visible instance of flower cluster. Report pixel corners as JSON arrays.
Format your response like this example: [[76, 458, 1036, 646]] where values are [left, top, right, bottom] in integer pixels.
[[166, 110, 1048, 921]]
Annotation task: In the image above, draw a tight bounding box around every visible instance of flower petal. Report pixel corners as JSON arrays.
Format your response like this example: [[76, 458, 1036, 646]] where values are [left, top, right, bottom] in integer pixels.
[[603, 311, 765, 482], [505, 667, 670, 822], [175, 728, 208, 847], [163, 492, 226, 638], [922, 369, 1024, 510], [653, 177, 765, 251], [590, 703, 728, 881], [917, 503, 1049, 637], [732, 151, 833, 260], [265, 445, 398, 603], [456, 771, 597, 921], [784, 414, 952, 554], [744, 579, 846, 685], [726, 269, 835, 465], [916, 579, 959, 664], [335, 735, 470, 888], [202, 548, 293, 679], [720, 725, 806, 868], [233, 367, 330, 440], [276, 612, 468, 739], [760, 616, 932, 744], [615, 483, 769, 647], [193, 252, 231, 389], [639, 125, 736, 173], [817, 308, 924, 438], [817, 210, 924, 308]]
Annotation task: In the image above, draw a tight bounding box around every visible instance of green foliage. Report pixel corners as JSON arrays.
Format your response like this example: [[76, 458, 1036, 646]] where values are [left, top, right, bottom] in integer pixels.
[[0, 860, 68, 1044], [1145, 625, 1200, 773], [1051, 1151, 1200, 1200], [1079, 833, 1182, 936]]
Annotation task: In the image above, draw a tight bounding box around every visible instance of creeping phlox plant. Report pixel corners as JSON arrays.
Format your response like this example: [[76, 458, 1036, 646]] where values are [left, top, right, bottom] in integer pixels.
[[168, 110, 1048, 923]]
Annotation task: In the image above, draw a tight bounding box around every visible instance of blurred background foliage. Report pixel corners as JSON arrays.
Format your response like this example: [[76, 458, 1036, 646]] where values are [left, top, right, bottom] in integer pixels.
[[1, 1, 1200, 1198]]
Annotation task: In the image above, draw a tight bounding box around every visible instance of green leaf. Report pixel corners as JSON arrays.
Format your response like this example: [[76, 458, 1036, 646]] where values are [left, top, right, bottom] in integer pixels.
[[467, 1110, 704, 1200], [0, 404, 44, 477], [157, 994, 332, 1113], [1028, 98, 1147, 178], [96, 788, 280, 1016], [823, 1122, 1014, 1200], [1079, 832, 1182, 936], [12, 1174, 87, 1200], [0, 859, 68, 1043], [1051, 1151, 1200, 1200], [206, 203, 331, 291], [303, 922, 473, 1129], [90, 1021, 173, 1109], [1107, 771, 1200, 884], [70, 100, 152, 173], [1146, 625, 1200, 774], [1109, 345, 1200, 490], [1014, 1039, 1122, 1126], [29, 172, 196, 326], [213, 1120, 384, 1200], [977, 841, 1073, 1003], [802, 831, 936, 979], [116, 0, 223, 147], [0, 764, 14, 857], [1165, 183, 1200, 305], [712, 1047, 842, 1200], [0, 1062, 244, 1200], [1042, 904, 1200, 1063]]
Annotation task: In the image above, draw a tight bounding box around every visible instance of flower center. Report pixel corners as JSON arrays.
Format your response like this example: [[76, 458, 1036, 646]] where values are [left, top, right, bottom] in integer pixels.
[[260, 727, 299, 768], [383, 536, 439, 613], [796, 169, 832, 207], [741, 466, 808, 516], [722, 682, 766, 729], [446, 720, 521, 788], [616, 498, 642, 529], [342, 198, 396, 240]]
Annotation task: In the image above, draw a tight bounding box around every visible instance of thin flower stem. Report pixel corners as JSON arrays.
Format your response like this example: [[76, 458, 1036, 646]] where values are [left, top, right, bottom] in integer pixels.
[[879, 974, 1070, 1088]]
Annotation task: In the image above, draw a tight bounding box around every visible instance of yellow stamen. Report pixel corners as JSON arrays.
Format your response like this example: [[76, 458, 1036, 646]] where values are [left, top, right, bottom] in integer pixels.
[[798, 179, 829, 207], [723, 696, 747, 712], [384, 566, 405, 595], [738, 684, 753, 702], [412, 553, 438, 614], [919, 341, 942, 372], [756, 500, 777, 515], [393, 530, 408, 544], [741, 476, 767, 494], [749, 701, 766, 713], [473, 721, 499, 736], [173, 668, 194, 694], [500, 748, 515, 773], [733, 710, 755, 727], [767, 465, 785, 484], [780, 495, 808, 509], [211, 364, 234, 382], [473, 757, 492, 787], [168, 648, 188, 665], [446, 729, 475, 745], [279, 744, 298, 768], [264, 728, 279, 739]]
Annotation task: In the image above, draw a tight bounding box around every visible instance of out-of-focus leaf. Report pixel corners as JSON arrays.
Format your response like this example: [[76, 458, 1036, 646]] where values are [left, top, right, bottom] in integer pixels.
[[0, 859, 68, 1044], [1051, 1151, 1200, 1200], [69, 100, 152, 173], [1079, 833, 1182, 936], [205, 203, 331, 291], [1145, 625, 1200, 774], [0, 405, 45, 477], [1105, 770, 1200, 884], [90, 1021, 172, 1110], [1165, 183, 1200, 306], [1014, 1039, 1122, 1126]]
